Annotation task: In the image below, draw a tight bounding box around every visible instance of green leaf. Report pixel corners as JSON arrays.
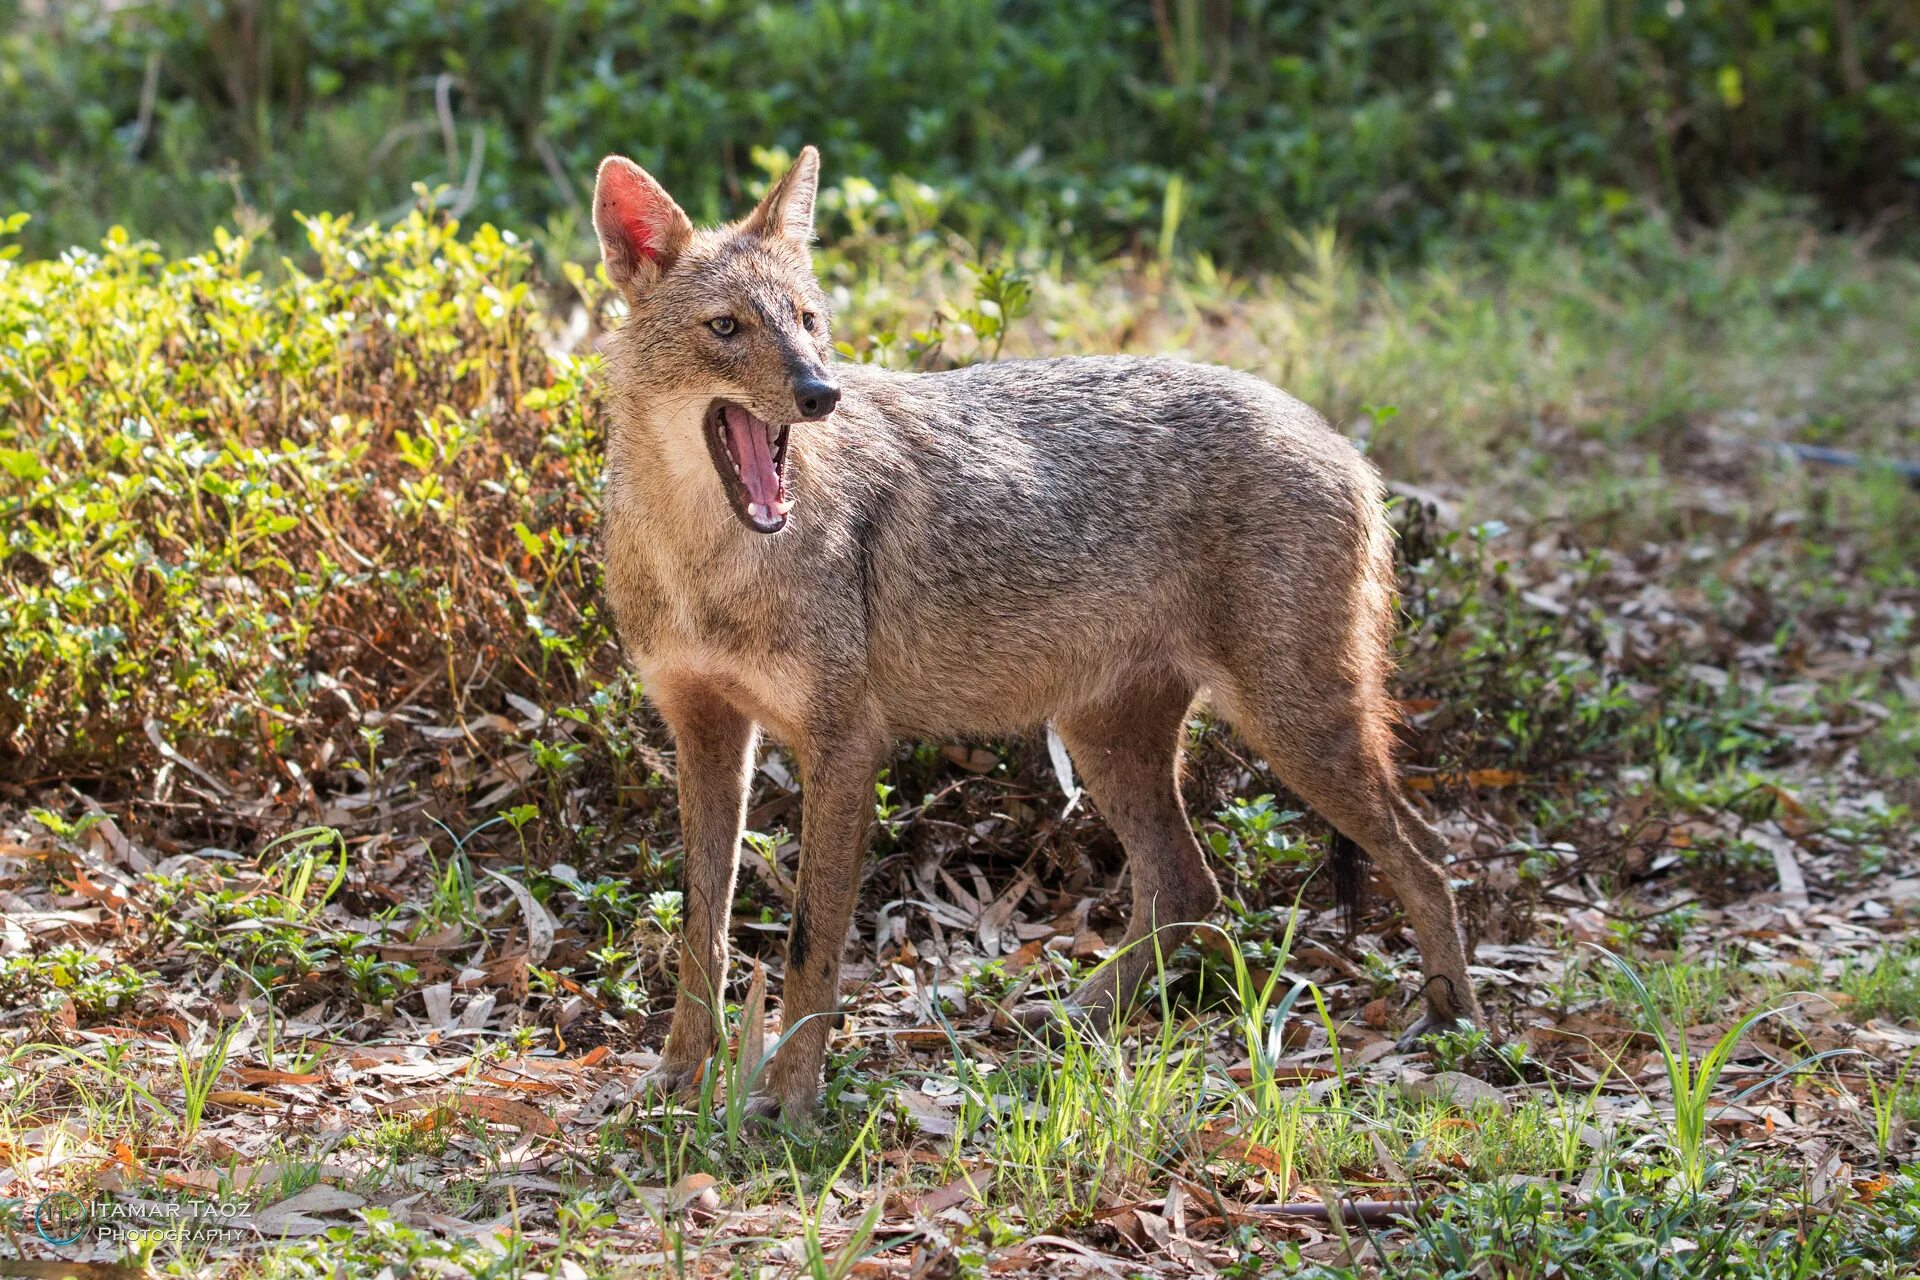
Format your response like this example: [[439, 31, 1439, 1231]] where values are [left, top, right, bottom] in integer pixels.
[[0, 448, 46, 481]]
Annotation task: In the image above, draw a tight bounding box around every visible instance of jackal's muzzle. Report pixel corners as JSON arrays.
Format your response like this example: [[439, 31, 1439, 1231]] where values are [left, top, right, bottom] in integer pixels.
[[705, 400, 794, 533]]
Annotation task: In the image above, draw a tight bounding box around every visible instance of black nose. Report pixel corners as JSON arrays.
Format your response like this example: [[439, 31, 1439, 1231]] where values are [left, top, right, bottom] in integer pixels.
[[794, 377, 840, 421]]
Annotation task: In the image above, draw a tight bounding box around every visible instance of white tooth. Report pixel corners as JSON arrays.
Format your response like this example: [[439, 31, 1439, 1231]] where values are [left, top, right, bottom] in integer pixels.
[[748, 502, 764, 520]]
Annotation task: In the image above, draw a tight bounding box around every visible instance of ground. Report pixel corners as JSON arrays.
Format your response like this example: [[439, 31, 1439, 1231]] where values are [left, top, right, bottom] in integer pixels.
[[1, 198, 1917, 1277]]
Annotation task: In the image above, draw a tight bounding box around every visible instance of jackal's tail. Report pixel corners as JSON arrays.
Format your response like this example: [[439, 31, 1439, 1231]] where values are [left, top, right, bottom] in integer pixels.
[[1329, 831, 1369, 933]]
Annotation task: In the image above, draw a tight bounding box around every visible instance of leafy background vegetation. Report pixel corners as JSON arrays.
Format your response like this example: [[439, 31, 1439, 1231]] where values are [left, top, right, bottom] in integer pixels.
[[3, 0, 1916, 264], [1, 2, 1918, 1278]]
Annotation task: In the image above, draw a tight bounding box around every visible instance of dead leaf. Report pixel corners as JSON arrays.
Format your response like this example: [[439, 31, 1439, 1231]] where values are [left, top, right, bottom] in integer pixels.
[[234, 1067, 324, 1087], [69, 865, 129, 912], [259, 1184, 365, 1217], [1195, 1125, 1298, 1188], [940, 745, 1000, 774], [1397, 1069, 1509, 1112], [484, 868, 554, 963], [205, 1090, 284, 1111], [1070, 929, 1106, 960], [477, 1073, 564, 1094], [901, 1169, 993, 1217], [247, 1183, 367, 1238], [378, 1091, 558, 1136], [894, 1087, 959, 1138], [1405, 768, 1525, 792], [479, 950, 530, 998]]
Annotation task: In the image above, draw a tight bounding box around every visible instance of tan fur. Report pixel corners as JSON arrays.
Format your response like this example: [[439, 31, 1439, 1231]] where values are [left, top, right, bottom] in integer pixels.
[[591, 147, 1482, 1118]]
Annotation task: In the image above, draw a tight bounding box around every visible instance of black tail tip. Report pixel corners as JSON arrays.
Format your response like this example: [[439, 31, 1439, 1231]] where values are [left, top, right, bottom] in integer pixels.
[[1329, 832, 1369, 931]]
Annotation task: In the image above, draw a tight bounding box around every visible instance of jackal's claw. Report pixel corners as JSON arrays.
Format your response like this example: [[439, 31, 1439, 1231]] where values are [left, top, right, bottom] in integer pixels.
[[637, 1057, 704, 1101]]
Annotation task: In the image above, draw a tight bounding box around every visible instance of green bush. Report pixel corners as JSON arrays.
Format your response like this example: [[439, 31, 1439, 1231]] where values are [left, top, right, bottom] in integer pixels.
[[2, 0, 1914, 265], [0, 205, 610, 776]]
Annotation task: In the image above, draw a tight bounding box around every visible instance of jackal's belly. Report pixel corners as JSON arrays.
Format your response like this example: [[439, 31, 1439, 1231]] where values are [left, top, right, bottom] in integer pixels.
[[610, 505, 1205, 742], [865, 611, 1194, 739]]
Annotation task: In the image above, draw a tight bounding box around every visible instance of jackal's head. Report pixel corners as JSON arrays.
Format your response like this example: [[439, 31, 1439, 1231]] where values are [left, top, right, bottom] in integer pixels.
[[592, 147, 835, 534]]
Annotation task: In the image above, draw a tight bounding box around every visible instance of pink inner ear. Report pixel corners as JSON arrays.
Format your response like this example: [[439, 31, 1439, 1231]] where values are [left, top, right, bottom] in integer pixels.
[[615, 204, 658, 261], [602, 164, 665, 262]]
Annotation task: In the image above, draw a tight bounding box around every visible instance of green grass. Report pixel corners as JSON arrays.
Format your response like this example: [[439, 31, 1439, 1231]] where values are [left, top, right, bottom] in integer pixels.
[[1843, 946, 1920, 1026], [347, 1115, 454, 1162], [1862, 1054, 1920, 1166], [1591, 948, 1848, 1195], [1321, 1172, 1920, 1280]]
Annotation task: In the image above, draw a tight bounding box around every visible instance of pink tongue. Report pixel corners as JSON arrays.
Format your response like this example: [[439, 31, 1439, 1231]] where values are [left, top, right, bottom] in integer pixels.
[[723, 405, 781, 506]]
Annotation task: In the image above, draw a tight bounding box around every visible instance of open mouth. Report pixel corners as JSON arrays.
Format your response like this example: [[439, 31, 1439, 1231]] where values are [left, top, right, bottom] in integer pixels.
[[703, 400, 793, 534]]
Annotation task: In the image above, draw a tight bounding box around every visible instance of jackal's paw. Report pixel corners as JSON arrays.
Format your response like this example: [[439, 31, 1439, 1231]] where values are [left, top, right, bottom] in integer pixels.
[[637, 1056, 706, 1101], [1013, 997, 1113, 1046], [741, 1087, 817, 1130]]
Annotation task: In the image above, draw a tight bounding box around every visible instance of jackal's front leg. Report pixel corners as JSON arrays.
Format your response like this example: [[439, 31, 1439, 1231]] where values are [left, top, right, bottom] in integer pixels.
[[644, 684, 755, 1098], [752, 728, 886, 1120]]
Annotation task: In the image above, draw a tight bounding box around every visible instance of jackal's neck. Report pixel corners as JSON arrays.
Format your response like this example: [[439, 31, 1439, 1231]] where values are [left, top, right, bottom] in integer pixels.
[[602, 385, 800, 564]]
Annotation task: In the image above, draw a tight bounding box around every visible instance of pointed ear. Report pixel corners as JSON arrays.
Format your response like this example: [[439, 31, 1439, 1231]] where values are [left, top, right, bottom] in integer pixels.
[[745, 145, 820, 242], [593, 156, 693, 293]]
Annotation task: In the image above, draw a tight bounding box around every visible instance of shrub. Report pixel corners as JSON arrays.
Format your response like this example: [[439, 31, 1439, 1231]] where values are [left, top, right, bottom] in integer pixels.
[[0, 206, 610, 780], [1, 0, 1914, 265]]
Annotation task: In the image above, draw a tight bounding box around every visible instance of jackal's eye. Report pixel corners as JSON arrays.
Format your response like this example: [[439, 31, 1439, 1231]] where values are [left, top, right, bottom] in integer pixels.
[[800, 310, 818, 332], [706, 317, 738, 337]]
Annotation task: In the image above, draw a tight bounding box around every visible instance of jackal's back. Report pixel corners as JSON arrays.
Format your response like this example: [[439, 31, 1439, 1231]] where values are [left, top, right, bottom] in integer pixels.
[[803, 355, 1393, 734]]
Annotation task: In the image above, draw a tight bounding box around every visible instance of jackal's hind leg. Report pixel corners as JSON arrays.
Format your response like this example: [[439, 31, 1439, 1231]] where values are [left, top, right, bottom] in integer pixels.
[[1019, 675, 1216, 1038], [1227, 690, 1482, 1035]]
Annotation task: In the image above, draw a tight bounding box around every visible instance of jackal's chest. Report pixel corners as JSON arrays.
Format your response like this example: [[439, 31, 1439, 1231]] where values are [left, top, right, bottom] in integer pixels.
[[601, 547, 820, 738], [605, 553, 765, 658], [633, 617, 818, 744]]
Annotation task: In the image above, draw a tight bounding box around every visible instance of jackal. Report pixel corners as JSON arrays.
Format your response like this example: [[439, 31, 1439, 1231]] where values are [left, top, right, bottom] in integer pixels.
[[592, 147, 1481, 1118]]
